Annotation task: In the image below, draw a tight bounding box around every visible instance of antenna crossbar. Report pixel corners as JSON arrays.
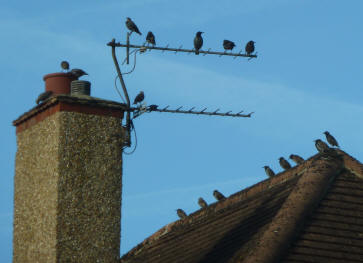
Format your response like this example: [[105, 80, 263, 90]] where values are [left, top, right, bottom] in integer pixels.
[[107, 41, 257, 58], [131, 106, 254, 118]]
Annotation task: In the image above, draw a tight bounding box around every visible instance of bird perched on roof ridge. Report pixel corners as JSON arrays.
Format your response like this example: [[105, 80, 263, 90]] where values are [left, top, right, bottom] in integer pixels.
[[146, 31, 155, 46], [263, 166, 275, 178], [245, 41, 255, 56], [61, 61, 69, 72], [314, 139, 330, 153], [70, 68, 88, 79], [198, 197, 208, 209], [213, 190, 225, 201], [176, 209, 187, 219], [133, 91, 144, 105], [126, 17, 141, 35], [223, 40, 235, 52], [323, 131, 339, 148], [279, 157, 292, 170], [194, 31, 203, 55], [289, 154, 304, 165], [36, 90, 53, 104]]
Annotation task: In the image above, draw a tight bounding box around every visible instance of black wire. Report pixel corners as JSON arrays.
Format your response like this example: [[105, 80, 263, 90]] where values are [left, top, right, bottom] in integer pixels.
[[123, 119, 138, 155], [115, 48, 142, 154], [114, 48, 140, 103], [122, 49, 139, 75]]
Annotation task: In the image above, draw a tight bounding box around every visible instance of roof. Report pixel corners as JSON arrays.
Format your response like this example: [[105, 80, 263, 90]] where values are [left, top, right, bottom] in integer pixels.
[[120, 150, 363, 263]]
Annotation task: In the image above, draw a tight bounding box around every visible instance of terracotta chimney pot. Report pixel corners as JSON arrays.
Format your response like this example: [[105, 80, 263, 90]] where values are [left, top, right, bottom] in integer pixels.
[[43, 72, 76, 95]]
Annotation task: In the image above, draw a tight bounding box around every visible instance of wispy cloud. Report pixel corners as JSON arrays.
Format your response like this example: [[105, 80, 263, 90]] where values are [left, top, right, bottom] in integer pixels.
[[126, 176, 256, 201]]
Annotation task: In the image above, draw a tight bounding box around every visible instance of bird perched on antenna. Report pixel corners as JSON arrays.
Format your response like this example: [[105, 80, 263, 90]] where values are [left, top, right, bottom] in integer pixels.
[[36, 90, 53, 105], [194, 31, 204, 55], [213, 190, 225, 201], [223, 40, 235, 52], [176, 209, 187, 219], [148, 104, 158, 111], [198, 197, 208, 209], [70, 68, 88, 79], [126, 17, 141, 35], [323, 131, 339, 148], [61, 61, 69, 72], [279, 157, 291, 170], [133, 91, 145, 105], [146, 31, 155, 46], [289, 154, 304, 165], [263, 166, 275, 178], [314, 139, 330, 153], [245, 41, 255, 56]]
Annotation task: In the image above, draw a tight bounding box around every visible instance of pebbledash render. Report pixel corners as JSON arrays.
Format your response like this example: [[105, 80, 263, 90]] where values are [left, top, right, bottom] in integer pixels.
[[13, 95, 127, 262]]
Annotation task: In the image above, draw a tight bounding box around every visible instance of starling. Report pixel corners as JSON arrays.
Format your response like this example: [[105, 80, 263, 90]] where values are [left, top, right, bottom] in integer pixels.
[[70, 68, 88, 79], [323, 131, 339, 148], [176, 209, 187, 219], [198, 197, 208, 209], [148, 104, 158, 111], [245, 41, 255, 55], [36, 90, 53, 104], [61, 61, 69, 72], [289, 154, 305, 165], [314, 139, 330, 153], [263, 166, 275, 178], [146, 31, 156, 46], [279, 157, 292, 170], [126, 17, 141, 35], [133, 91, 144, 104], [194, 31, 204, 55], [223, 40, 235, 52], [213, 190, 225, 201]]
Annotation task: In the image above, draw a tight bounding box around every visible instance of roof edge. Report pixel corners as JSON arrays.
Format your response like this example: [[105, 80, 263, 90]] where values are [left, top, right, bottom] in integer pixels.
[[122, 173, 305, 261], [339, 149, 363, 179]]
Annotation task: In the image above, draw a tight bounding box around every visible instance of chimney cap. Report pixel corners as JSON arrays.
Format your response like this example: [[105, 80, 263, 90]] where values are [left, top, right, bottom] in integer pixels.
[[13, 94, 127, 130]]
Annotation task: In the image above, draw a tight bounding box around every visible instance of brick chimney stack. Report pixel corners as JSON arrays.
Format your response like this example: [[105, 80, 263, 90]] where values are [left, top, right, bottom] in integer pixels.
[[13, 93, 126, 262]]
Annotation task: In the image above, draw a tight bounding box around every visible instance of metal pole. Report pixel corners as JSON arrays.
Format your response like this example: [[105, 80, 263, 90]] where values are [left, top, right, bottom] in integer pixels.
[[126, 33, 130, 65], [110, 38, 131, 146]]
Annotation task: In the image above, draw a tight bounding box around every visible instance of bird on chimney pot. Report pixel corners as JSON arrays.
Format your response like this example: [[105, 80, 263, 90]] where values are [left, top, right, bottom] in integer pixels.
[[198, 197, 208, 209], [223, 40, 236, 52], [289, 154, 304, 165], [194, 31, 204, 55], [314, 139, 330, 153], [70, 68, 88, 79], [36, 90, 53, 105], [176, 209, 187, 219], [245, 41, 255, 56], [146, 31, 156, 46], [126, 17, 141, 35], [323, 131, 339, 148], [133, 91, 145, 105], [279, 157, 292, 170], [263, 166, 275, 178], [61, 61, 69, 72], [213, 190, 225, 201]]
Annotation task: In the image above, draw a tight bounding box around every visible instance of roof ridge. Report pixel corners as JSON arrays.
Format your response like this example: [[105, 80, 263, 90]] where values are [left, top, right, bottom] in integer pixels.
[[241, 154, 345, 263]]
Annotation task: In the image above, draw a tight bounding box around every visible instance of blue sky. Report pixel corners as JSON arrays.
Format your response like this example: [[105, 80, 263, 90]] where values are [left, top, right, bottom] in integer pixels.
[[2, 0, 363, 261]]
